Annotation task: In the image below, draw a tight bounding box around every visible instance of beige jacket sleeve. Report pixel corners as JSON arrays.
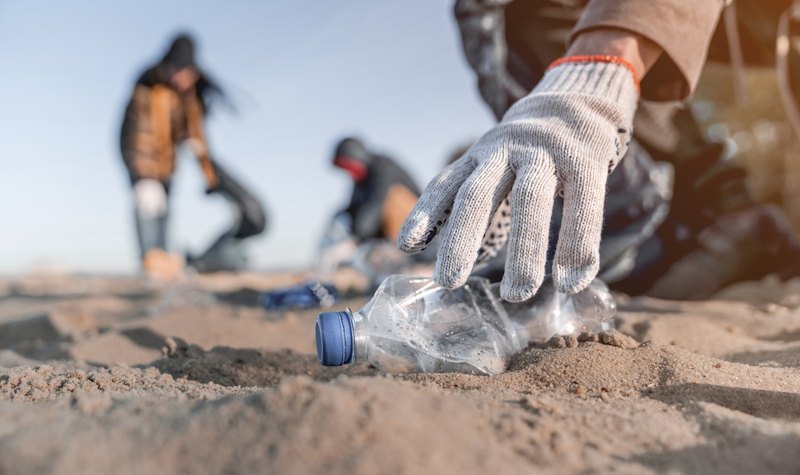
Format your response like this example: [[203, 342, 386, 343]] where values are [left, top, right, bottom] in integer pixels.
[[570, 0, 725, 101]]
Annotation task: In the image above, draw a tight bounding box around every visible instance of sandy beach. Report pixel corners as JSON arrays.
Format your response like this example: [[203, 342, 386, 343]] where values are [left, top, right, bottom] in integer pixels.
[[1, 271, 799, 474]]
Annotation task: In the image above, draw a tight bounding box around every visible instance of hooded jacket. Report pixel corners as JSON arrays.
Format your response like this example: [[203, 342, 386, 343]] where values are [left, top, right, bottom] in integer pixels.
[[120, 35, 218, 189], [334, 138, 421, 241]]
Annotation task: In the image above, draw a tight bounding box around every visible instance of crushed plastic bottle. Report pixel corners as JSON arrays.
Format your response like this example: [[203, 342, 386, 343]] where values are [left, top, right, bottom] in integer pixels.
[[315, 275, 616, 375], [496, 279, 616, 344]]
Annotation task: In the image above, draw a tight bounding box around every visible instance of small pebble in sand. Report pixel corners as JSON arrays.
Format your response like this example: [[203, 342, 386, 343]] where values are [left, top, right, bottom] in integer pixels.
[[564, 335, 578, 348], [544, 330, 638, 350], [545, 335, 579, 348], [598, 330, 639, 350], [163, 337, 178, 356], [548, 335, 567, 348], [577, 331, 599, 343]]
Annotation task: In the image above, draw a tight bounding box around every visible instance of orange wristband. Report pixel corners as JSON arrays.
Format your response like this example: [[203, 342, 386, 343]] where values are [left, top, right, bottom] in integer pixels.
[[547, 55, 640, 93]]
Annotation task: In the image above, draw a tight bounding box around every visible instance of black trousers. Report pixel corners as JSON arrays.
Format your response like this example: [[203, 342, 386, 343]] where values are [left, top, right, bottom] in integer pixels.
[[134, 159, 267, 272]]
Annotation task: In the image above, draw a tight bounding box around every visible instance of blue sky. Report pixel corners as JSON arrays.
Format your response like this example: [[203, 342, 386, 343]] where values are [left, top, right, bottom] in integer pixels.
[[0, 1, 496, 274]]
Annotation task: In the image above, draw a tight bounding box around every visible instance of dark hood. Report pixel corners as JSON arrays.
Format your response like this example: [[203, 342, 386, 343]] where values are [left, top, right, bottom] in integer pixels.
[[135, 33, 230, 114], [333, 137, 373, 166], [161, 35, 197, 69]]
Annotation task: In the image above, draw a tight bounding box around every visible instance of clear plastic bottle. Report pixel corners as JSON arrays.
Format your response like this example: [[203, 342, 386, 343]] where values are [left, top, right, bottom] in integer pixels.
[[315, 275, 616, 375], [496, 279, 616, 344]]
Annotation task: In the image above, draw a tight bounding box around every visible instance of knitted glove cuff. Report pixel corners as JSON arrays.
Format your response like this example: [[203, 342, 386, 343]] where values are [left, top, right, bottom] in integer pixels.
[[547, 55, 640, 91], [534, 56, 640, 125]]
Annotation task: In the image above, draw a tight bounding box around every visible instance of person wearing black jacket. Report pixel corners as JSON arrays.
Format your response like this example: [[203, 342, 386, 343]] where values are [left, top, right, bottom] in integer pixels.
[[120, 34, 267, 278], [332, 137, 420, 243]]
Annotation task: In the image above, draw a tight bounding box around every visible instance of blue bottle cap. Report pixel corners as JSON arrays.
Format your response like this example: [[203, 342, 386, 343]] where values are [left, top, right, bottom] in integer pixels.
[[315, 310, 354, 366]]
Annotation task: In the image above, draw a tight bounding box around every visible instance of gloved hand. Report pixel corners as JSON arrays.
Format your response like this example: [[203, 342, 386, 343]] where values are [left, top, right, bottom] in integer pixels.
[[398, 57, 639, 302], [133, 178, 168, 220]]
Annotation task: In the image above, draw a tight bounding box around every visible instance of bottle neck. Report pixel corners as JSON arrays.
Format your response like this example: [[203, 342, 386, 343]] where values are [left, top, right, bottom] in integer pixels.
[[349, 308, 370, 364]]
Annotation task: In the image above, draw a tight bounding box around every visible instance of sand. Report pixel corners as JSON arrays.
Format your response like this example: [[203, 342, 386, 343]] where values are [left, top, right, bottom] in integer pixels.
[[1, 271, 799, 474]]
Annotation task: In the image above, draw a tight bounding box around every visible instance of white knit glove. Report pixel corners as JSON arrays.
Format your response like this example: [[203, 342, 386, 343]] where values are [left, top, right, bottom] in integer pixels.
[[398, 58, 639, 302], [133, 179, 168, 220]]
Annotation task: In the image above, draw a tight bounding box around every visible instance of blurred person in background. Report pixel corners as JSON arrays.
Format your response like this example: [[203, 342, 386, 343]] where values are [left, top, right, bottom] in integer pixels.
[[314, 137, 425, 287], [397, 0, 800, 302], [120, 34, 266, 279], [332, 137, 420, 244]]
